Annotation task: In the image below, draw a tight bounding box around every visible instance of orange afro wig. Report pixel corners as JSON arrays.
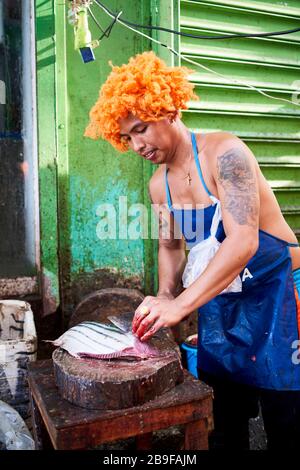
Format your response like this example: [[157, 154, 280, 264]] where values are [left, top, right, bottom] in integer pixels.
[[84, 51, 198, 152]]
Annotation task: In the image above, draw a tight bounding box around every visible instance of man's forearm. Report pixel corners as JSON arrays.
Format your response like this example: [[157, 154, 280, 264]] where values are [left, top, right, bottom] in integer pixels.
[[157, 245, 186, 297], [176, 233, 258, 316]]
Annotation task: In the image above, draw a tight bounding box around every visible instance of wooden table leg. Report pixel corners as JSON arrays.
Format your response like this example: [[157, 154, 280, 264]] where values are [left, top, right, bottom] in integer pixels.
[[136, 432, 153, 450], [29, 392, 53, 450], [184, 418, 209, 450]]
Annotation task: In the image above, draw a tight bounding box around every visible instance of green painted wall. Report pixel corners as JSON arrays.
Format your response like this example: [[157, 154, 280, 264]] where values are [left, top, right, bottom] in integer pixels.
[[36, 1, 157, 318]]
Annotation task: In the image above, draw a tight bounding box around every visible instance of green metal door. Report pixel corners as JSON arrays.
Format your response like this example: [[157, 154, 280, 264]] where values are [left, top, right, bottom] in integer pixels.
[[178, 0, 300, 238]]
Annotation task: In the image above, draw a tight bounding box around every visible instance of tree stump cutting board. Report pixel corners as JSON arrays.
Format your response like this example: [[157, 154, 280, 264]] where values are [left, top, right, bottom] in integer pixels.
[[53, 312, 184, 410]]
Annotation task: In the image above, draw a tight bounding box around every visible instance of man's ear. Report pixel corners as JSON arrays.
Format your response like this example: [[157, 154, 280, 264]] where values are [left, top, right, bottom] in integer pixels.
[[169, 111, 179, 124]]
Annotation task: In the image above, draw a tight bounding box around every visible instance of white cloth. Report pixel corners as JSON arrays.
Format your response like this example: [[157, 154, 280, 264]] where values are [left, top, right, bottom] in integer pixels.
[[182, 196, 242, 293]]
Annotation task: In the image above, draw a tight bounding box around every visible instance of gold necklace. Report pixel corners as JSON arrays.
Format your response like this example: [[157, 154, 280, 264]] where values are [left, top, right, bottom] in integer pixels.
[[177, 146, 193, 186], [183, 156, 192, 185]]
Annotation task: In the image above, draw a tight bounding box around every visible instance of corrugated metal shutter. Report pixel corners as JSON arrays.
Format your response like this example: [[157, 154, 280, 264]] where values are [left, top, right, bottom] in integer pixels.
[[179, 0, 300, 238]]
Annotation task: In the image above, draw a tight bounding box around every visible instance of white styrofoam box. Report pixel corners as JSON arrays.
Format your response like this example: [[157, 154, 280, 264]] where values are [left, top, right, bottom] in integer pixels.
[[0, 300, 37, 418]]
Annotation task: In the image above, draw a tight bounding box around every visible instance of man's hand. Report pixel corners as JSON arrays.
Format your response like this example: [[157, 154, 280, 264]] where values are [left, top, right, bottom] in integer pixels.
[[132, 295, 183, 342]]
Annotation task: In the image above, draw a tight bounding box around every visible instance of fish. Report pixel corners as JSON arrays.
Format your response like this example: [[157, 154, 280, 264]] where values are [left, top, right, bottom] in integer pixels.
[[48, 319, 162, 361]]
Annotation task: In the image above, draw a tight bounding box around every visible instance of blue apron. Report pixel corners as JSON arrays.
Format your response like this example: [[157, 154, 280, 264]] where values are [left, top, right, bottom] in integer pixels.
[[165, 132, 300, 390]]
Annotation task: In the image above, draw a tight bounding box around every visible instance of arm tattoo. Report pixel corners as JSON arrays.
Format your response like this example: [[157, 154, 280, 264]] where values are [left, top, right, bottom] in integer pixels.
[[217, 147, 258, 228]]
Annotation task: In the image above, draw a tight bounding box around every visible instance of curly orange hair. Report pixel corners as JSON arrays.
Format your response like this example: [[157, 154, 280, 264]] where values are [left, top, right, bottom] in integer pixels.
[[84, 51, 198, 151]]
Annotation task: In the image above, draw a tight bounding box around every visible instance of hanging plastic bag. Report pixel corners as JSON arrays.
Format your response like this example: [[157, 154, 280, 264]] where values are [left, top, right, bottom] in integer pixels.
[[182, 197, 242, 293], [0, 400, 35, 450]]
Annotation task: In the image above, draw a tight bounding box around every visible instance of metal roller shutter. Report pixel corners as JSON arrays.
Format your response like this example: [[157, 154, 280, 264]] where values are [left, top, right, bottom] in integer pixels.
[[178, 0, 300, 238]]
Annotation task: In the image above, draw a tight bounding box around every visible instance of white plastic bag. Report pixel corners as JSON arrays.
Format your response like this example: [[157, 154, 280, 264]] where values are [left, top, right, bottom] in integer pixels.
[[0, 400, 35, 450], [182, 197, 242, 293]]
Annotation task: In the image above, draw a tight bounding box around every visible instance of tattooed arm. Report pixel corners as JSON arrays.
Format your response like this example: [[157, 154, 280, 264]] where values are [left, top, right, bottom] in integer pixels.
[[149, 174, 186, 299], [216, 145, 259, 232], [175, 135, 260, 316], [156, 206, 186, 299]]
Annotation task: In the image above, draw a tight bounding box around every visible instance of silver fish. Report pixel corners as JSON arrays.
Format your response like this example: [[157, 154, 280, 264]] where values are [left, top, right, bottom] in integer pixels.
[[49, 319, 161, 361]]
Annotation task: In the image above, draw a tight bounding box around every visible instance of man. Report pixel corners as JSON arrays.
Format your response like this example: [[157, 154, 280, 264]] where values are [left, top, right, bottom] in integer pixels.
[[85, 51, 300, 449]]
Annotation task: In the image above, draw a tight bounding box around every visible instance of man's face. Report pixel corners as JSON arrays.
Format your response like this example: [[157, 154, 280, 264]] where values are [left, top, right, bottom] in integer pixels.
[[119, 113, 177, 164]]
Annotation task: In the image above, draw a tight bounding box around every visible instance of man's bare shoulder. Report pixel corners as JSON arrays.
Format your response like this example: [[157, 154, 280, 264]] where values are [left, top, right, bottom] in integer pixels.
[[204, 131, 244, 152], [148, 165, 166, 204], [203, 131, 256, 169]]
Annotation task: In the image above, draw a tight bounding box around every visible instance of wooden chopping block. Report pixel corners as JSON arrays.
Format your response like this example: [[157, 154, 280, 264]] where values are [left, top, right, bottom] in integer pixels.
[[53, 313, 184, 410], [68, 288, 144, 328]]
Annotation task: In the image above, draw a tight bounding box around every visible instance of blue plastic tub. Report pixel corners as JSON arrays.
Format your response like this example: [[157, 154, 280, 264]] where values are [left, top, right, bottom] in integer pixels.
[[181, 336, 198, 379]]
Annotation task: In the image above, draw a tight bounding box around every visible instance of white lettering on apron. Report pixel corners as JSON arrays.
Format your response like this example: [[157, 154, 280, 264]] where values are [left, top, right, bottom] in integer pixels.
[[242, 268, 253, 282]]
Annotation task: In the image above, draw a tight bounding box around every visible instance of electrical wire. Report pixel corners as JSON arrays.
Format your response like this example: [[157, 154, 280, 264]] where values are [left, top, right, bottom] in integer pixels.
[[88, 6, 107, 36], [91, 8, 122, 40], [93, 1, 300, 107], [101, 11, 122, 40], [94, 0, 300, 41]]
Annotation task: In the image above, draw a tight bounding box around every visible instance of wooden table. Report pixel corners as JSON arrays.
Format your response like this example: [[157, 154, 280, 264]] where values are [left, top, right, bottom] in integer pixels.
[[28, 359, 213, 450]]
